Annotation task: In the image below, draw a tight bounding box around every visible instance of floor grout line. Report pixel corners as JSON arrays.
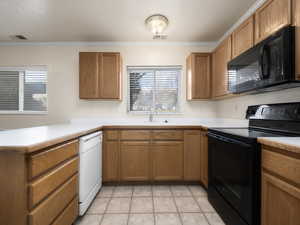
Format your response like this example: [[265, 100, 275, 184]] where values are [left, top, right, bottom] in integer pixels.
[[188, 185, 214, 225], [79, 184, 223, 225], [98, 185, 115, 225]]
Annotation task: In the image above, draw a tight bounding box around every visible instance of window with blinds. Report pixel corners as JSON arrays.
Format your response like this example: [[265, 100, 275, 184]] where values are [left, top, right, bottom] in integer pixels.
[[0, 67, 47, 113], [128, 66, 180, 113]]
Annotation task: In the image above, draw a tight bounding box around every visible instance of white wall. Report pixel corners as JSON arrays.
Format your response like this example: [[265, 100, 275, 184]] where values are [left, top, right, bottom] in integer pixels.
[[0, 43, 217, 129], [216, 88, 300, 119]]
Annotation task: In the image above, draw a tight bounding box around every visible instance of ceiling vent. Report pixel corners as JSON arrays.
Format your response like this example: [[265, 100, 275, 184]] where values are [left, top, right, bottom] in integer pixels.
[[10, 35, 28, 40]]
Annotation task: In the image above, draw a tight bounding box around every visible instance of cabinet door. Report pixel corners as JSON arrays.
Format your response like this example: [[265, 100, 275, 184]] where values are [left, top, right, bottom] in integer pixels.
[[255, 0, 292, 44], [262, 172, 300, 225], [120, 142, 150, 181], [294, 0, 300, 80], [186, 53, 211, 100], [200, 132, 208, 188], [152, 141, 183, 181], [232, 16, 254, 58], [212, 36, 232, 98], [79, 52, 99, 99], [184, 130, 201, 181], [103, 141, 119, 182], [99, 53, 122, 99]]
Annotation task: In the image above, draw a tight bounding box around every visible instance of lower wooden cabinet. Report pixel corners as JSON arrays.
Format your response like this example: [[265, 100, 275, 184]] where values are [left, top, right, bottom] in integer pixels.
[[103, 141, 119, 182], [184, 130, 201, 181], [120, 141, 150, 181], [261, 145, 300, 225], [152, 141, 184, 181], [261, 172, 300, 225], [103, 129, 208, 183], [0, 140, 79, 225], [200, 131, 208, 188]]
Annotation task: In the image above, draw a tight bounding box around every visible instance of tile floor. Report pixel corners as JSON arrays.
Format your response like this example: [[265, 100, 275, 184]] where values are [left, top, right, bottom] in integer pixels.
[[75, 185, 225, 225]]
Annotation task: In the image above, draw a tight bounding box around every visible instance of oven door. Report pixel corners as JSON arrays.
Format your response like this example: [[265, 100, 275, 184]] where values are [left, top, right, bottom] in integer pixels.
[[208, 132, 259, 225]]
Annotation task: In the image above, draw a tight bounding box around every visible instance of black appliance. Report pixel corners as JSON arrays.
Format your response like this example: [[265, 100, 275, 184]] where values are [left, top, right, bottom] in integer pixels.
[[228, 26, 299, 94], [207, 102, 300, 225]]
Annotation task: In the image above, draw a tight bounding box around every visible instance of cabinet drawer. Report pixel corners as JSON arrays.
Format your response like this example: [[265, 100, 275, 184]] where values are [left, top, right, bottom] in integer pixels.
[[28, 140, 78, 179], [262, 149, 300, 185], [52, 196, 78, 225], [153, 130, 183, 140], [120, 130, 151, 140], [105, 130, 119, 140], [29, 157, 78, 209], [29, 175, 78, 225]]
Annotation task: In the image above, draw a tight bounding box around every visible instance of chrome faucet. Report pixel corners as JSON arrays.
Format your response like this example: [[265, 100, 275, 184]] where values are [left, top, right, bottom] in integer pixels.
[[149, 112, 154, 122]]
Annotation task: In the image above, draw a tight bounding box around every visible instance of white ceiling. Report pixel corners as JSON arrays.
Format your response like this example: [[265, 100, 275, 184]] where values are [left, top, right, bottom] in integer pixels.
[[0, 0, 257, 42]]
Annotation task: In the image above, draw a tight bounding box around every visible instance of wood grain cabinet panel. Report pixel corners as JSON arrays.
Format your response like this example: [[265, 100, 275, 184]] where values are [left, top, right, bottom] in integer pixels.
[[100, 53, 122, 99], [103, 141, 119, 182], [262, 149, 300, 185], [293, 0, 300, 80], [262, 172, 300, 225], [232, 16, 254, 58], [120, 141, 150, 181], [200, 132, 208, 188], [152, 130, 183, 140], [255, 0, 292, 44], [79, 52, 122, 100], [184, 130, 201, 181], [212, 36, 232, 98], [28, 140, 78, 179], [120, 130, 151, 140], [52, 196, 78, 225], [152, 141, 184, 181], [79, 52, 99, 98], [105, 130, 119, 140], [29, 157, 78, 209], [29, 175, 78, 225], [186, 53, 211, 100]]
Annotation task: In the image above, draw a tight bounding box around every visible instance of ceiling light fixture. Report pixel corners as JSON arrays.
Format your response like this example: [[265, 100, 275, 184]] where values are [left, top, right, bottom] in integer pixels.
[[145, 14, 169, 39]]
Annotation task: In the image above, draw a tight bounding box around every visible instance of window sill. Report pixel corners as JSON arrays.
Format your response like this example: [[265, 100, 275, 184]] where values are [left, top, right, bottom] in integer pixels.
[[127, 111, 183, 115], [0, 111, 48, 115]]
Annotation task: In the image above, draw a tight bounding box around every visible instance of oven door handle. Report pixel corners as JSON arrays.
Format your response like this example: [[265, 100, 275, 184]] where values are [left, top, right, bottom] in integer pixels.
[[208, 132, 252, 148]]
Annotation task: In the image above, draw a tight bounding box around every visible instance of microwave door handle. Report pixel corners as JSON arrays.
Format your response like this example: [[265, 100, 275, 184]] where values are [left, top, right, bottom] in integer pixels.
[[259, 44, 270, 80]]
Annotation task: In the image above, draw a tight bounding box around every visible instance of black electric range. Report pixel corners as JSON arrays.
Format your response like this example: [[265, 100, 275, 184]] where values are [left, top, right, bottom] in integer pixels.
[[207, 102, 300, 225]]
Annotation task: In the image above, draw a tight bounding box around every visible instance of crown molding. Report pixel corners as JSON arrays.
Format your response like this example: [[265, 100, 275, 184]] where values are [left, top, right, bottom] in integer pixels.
[[0, 41, 217, 47], [216, 0, 267, 48]]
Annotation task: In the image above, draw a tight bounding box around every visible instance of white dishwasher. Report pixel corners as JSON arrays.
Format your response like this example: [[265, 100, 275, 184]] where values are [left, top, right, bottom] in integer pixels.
[[79, 131, 102, 215]]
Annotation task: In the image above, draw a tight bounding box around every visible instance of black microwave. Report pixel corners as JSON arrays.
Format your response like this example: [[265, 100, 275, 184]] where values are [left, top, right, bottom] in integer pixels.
[[228, 26, 299, 94]]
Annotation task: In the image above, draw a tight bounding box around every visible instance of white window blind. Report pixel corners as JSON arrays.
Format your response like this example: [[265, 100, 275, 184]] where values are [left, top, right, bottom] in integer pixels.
[[0, 67, 47, 114], [128, 67, 180, 113]]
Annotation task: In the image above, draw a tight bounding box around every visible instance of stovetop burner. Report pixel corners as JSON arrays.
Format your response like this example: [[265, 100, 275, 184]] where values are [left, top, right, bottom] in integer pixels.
[[209, 127, 292, 139]]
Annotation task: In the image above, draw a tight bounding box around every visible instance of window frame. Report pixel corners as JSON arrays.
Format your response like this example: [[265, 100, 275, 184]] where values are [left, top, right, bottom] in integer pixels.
[[0, 66, 48, 115], [127, 66, 182, 115]]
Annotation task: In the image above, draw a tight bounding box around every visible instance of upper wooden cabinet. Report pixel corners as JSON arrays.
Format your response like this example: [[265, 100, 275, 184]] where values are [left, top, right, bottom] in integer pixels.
[[212, 36, 232, 98], [186, 53, 211, 100], [79, 52, 122, 100], [255, 0, 292, 44], [232, 16, 254, 58]]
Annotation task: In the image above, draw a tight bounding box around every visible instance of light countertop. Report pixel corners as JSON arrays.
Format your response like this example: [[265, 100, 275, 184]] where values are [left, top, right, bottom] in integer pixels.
[[0, 118, 248, 153], [258, 137, 300, 154]]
